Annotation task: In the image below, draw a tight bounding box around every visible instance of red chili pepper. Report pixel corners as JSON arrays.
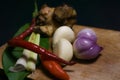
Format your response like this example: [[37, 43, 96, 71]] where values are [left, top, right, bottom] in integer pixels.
[[7, 18, 75, 65], [41, 55, 69, 80], [15, 18, 36, 39], [8, 39, 75, 65], [7, 18, 75, 79]]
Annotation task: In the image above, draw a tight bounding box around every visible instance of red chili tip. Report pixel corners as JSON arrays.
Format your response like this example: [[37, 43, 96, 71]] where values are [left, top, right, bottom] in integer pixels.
[[67, 61, 76, 65], [100, 47, 103, 51], [61, 61, 76, 65]]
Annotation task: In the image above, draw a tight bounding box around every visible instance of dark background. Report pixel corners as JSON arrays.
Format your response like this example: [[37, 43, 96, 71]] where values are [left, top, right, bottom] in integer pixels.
[[0, 0, 120, 46]]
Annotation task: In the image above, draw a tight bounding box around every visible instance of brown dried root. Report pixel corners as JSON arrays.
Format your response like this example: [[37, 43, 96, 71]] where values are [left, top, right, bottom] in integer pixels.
[[34, 4, 77, 36], [34, 25, 55, 36], [53, 4, 77, 27]]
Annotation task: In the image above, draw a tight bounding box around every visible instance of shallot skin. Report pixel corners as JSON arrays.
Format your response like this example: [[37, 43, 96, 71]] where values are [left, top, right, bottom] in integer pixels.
[[73, 37, 95, 51], [73, 28, 103, 60], [74, 42, 102, 59], [77, 28, 97, 42]]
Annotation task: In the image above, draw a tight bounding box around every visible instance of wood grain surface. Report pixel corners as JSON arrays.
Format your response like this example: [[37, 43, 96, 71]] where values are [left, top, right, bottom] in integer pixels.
[[0, 25, 120, 80]]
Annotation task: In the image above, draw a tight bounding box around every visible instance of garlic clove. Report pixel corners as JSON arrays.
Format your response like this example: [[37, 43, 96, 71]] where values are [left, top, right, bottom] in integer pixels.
[[53, 39, 73, 62], [53, 26, 75, 48]]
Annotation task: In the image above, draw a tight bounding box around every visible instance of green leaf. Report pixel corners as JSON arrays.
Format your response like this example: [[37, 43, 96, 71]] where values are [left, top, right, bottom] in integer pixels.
[[2, 1, 50, 80], [14, 23, 30, 37], [2, 23, 50, 80], [2, 23, 31, 80], [40, 37, 49, 50]]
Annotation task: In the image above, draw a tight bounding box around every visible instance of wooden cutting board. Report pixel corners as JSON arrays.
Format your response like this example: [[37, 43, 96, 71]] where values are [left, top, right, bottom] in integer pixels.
[[0, 25, 120, 80]]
